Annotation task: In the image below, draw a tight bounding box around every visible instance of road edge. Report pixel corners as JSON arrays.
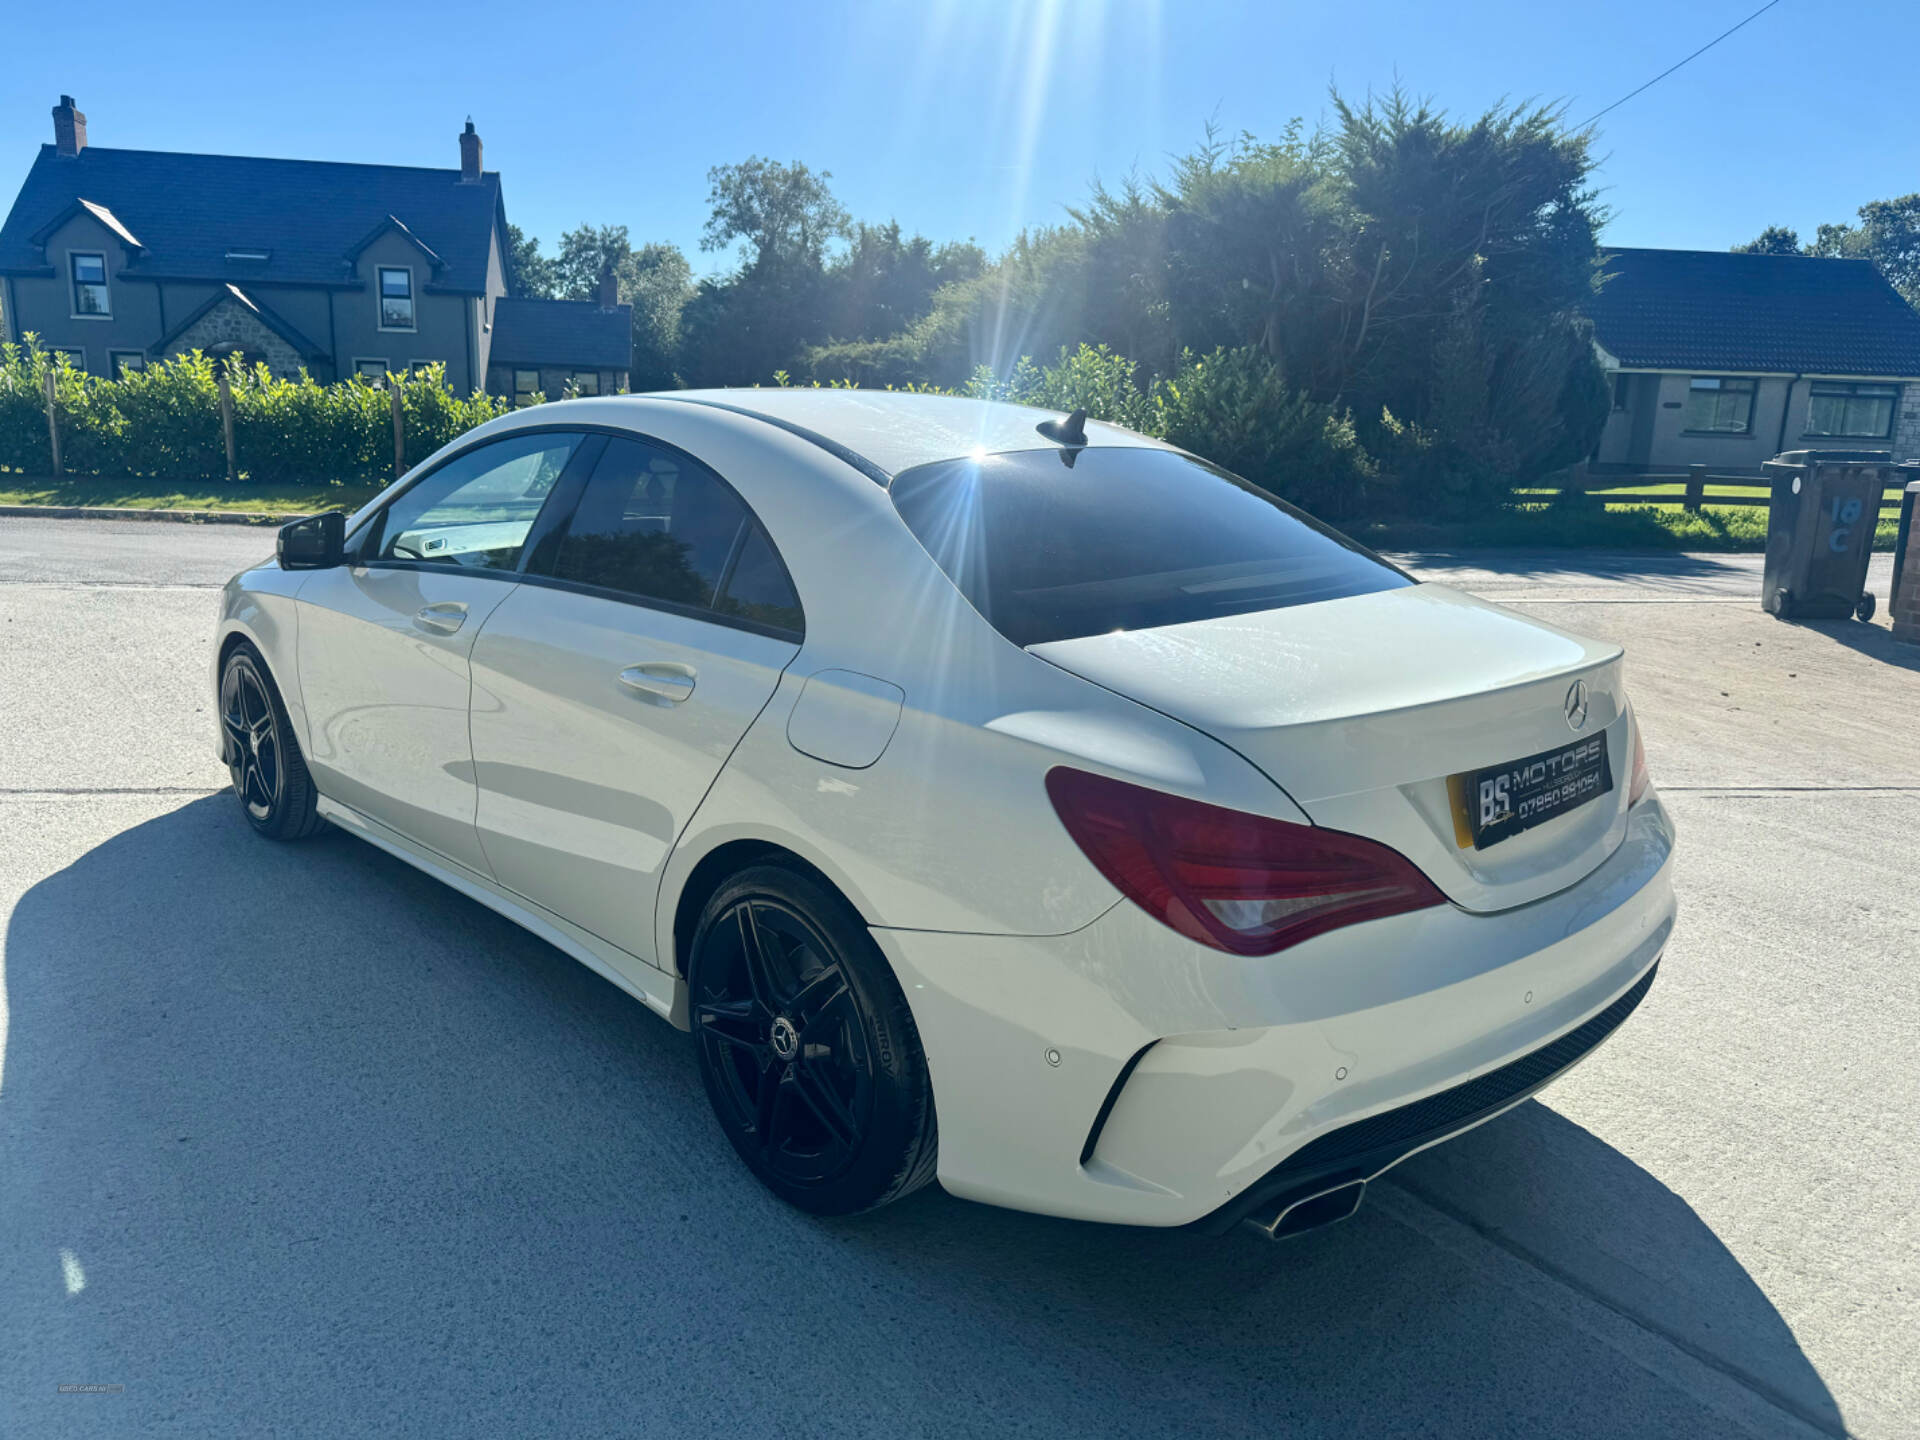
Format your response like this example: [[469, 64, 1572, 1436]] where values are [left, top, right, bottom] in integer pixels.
[[0, 503, 284, 527]]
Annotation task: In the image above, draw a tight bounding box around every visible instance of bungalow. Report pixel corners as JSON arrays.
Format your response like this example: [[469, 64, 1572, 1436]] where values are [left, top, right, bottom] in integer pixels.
[[0, 97, 630, 400], [1587, 247, 1920, 474]]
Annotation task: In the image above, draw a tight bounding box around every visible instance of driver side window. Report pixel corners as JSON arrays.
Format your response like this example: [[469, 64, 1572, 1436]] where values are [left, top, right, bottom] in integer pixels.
[[369, 432, 583, 571]]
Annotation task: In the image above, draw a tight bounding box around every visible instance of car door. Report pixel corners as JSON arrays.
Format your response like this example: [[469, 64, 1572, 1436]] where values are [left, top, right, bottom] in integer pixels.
[[466, 433, 804, 969], [296, 429, 593, 872]]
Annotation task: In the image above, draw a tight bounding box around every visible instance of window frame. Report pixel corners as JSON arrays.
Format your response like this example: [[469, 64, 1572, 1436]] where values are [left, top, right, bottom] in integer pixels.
[[50, 346, 86, 373], [350, 428, 598, 578], [376, 265, 417, 332], [109, 350, 146, 378], [571, 371, 601, 397], [345, 423, 804, 641], [68, 251, 110, 318], [1803, 380, 1900, 440], [1681, 375, 1757, 435], [352, 358, 390, 384], [512, 369, 542, 407]]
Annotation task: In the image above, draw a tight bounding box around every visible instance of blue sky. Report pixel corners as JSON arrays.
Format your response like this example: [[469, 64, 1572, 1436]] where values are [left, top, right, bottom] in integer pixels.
[[4, 0, 1914, 276]]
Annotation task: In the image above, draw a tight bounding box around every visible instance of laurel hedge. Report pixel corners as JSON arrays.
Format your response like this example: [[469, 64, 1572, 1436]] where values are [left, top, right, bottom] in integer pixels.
[[0, 339, 514, 484]]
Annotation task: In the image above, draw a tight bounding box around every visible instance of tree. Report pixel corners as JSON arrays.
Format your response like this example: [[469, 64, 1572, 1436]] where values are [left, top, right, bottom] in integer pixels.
[[1809, 195, 1920, 306], [505, 223, 559, 299], [623, 242, 694, 390], [554, 223, 634, 301], [702, 157, 850, 273], [1733, 225, 1805, 256], [826, 221, 986, 341]]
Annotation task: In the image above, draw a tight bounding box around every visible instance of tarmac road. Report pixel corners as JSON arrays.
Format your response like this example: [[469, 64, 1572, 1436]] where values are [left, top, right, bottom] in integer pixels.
[[2, 518, 1915, 1438]]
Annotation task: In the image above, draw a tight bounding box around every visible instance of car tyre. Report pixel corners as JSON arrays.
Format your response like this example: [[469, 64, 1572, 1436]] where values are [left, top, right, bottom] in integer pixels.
[[220, 642, 324, 841], [688, 863, 938, 1216]]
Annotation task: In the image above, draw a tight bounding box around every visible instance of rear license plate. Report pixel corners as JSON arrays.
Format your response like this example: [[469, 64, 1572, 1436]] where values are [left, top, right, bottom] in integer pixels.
[[1461, 736, 1612, 850]]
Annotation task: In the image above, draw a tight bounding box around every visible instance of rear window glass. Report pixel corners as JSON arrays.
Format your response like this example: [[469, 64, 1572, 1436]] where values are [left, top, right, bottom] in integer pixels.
[[888, 447, 1410, 647]]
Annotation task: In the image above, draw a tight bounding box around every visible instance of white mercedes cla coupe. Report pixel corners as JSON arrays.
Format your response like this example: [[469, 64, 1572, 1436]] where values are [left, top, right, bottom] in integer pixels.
[[213, 390, 1675, 1237]]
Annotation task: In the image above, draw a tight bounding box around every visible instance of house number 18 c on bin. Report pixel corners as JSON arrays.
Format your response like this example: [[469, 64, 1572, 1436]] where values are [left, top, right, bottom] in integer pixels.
[[1829, 495, 1864, 553]]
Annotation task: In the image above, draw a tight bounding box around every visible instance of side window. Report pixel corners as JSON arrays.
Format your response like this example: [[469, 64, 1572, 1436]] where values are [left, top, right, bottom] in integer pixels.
[[539, 436, 758, 612], [714, 524, 803, 634], [369, 432, 582, 571]]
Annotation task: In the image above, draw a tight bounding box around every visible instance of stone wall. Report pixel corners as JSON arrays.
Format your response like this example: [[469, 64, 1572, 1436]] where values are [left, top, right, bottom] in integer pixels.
[[1895, 385, 1920, 462], [161, 298, 305, 379]]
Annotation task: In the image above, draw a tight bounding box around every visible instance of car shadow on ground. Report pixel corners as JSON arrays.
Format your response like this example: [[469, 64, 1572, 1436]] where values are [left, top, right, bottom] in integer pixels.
[[1789, 615, 1920, 671], [1, 797, 1842, 1438]]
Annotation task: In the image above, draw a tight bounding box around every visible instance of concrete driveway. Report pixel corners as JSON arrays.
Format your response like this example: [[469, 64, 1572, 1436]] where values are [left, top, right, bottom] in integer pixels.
[[2, 521, 1914, 1439]]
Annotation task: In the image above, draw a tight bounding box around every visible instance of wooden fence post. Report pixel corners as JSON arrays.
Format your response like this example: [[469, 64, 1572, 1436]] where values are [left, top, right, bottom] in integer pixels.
[[1685, 464, 1706, 513], [391, 382, 406, 479], [43, 367, 62, 477], [217, 368, 237, 484]]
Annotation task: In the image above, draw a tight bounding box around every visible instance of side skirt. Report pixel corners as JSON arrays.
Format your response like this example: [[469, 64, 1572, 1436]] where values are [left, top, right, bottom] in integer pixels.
[[316, 796, 686, 1027]]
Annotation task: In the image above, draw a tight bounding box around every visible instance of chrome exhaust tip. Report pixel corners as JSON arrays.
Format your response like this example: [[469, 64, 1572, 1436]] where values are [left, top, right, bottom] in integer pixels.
[[1244, 1179, 1367, 1241]]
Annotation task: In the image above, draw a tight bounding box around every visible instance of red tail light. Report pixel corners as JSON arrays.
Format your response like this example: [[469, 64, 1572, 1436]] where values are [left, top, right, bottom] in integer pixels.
[[1628, 708, 1652, 807], [1045, 767, 1447, 956]]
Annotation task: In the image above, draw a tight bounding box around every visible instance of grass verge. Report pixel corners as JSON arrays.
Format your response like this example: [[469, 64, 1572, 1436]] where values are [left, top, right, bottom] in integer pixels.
[[0, 477, 384, 517], [1359, 502, 1900, 553]]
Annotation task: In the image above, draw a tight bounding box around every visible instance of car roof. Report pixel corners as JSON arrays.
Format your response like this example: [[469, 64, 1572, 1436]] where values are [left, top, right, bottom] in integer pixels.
[[645, 388, 1168, 480]]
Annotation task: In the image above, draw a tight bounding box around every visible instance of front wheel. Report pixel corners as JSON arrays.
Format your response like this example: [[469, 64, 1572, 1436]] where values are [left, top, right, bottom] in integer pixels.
[[688, 864, 937, 1216], [219, 642, 324, 840]]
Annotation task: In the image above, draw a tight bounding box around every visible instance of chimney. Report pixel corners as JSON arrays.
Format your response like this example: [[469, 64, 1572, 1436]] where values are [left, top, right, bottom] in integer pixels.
[[597, 264, 620, 309], [459, 118, 481, 182], [53, 95, 86, 157]]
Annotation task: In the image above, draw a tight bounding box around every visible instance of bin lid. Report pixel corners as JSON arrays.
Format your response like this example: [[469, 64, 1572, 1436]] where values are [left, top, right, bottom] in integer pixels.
[[1772, 449, 1893, 464]]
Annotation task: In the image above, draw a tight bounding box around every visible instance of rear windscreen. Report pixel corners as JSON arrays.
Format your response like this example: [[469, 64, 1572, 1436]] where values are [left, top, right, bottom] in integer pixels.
[[889, 446, 1411, 647]]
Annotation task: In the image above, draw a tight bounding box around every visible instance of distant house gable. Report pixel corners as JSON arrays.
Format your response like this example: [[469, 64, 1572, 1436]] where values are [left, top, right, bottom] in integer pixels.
[[155, 283, 328, 368], [27, 196, 144, 257], [343, 213, 446, 278]]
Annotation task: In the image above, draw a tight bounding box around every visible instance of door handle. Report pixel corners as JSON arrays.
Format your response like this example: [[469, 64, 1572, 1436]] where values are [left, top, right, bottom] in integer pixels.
[[619, 663, 696, 703], [412, 601, 468, 635]]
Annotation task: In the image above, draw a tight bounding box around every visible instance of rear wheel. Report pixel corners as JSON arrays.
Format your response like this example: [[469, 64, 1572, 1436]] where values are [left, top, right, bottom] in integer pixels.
[[688, 864, 937, 1215], [220, 643, 323, 840], [1856, 593, 1877, 623]]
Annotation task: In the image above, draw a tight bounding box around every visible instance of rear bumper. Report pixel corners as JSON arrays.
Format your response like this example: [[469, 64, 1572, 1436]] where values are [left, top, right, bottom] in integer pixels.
[[870, 795, 1675, 1227], [1192, 960, 1657, 1235]]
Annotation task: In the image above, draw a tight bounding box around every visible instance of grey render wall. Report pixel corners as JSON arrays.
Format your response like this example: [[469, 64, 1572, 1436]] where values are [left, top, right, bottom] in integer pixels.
[[2, 211, 488, 387], [330, 229, 474, 392], [475, 223, 507, 382], [5, 209, 161, 372], [1595, 371, 1920, 472]]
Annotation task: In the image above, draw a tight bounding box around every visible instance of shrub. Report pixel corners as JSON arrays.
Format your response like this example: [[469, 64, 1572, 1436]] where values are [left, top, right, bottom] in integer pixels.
[[1148, 347, 1376, 520], [0, 339, 513, 485]]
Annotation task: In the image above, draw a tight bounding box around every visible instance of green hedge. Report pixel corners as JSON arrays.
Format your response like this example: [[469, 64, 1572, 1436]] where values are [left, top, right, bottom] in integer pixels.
[[0, 339, 513, 484]]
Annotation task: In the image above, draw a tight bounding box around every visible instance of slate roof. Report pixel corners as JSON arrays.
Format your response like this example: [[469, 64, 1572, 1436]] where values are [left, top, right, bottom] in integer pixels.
[[0, 144, 502, 292], [490, 298, 632, 370], [1589, 248, 1920, 376]]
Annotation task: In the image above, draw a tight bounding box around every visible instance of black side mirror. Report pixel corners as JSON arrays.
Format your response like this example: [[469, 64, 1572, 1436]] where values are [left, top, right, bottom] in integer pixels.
[[278, 510, 346, 570]]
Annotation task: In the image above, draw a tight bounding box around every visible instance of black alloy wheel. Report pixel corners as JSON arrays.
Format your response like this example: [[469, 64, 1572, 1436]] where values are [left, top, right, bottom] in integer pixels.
[[689, 865, 937, 1215], [219, 643, 323, 840]]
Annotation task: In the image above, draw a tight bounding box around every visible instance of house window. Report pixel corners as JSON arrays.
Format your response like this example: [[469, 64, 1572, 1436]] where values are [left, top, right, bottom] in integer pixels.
[[50, 346, 86, 373], [377, 267, 415, 330], [70, 252, 110, 316], [1805, 382, 1898, 439], [1683, 377, 1755, 434], [354, 358, 391, 384], [572, 371, 600, 396], [110, 350, 146, 378], [513, 369, 541, 407]]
